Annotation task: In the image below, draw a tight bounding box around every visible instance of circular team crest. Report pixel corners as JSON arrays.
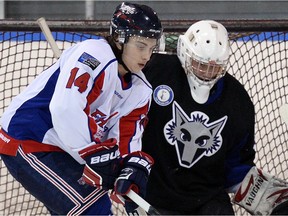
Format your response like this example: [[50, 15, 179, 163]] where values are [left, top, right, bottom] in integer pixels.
[[153, 85, 174, 106]]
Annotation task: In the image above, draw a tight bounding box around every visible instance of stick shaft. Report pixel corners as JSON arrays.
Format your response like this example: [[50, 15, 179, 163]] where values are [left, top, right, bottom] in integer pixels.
[[126, 190, 160, 215], [37, 17, 61, 58]]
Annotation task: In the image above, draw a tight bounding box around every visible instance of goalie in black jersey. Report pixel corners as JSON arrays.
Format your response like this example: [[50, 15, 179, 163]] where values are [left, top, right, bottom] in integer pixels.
[[142, 20, 288, 215]]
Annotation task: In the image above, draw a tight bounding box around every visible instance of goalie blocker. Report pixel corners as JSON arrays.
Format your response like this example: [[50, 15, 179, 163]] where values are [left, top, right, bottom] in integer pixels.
[[233, 166, 288, 215]]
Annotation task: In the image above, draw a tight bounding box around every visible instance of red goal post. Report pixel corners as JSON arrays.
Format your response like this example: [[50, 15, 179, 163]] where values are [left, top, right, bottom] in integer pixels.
[[0, 19, 288, 215]]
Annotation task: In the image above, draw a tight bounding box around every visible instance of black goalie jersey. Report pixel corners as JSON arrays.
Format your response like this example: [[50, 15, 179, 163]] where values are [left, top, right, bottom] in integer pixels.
[[142, 53, 256, 212]]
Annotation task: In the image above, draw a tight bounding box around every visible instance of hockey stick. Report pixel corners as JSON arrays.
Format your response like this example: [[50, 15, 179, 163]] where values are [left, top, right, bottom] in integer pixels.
[[279, 104, 288, 125], [110, 189, 160, 215], [126, 190, 160, 215], [37, 17, 62, 58]]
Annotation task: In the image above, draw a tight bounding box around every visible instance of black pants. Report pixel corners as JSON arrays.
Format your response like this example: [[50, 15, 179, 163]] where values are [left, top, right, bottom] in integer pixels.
[[151, 193, 235, 215]]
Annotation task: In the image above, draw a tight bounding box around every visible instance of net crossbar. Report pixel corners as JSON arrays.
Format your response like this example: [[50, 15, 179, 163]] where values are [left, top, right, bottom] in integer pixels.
[[0, 19, 288, 215]]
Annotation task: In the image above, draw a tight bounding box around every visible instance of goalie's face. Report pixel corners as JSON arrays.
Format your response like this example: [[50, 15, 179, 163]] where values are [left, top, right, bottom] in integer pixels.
[[182, 51, 228, 104], [121, 36, 158, 72], [186, 56, 226, 83]]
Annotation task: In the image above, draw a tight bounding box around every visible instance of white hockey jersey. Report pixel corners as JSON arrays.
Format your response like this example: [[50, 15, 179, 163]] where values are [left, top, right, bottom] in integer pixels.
[[0, 38, 152, 164]]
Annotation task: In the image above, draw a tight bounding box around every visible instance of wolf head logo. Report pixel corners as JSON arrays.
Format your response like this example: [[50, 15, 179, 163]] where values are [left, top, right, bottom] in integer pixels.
[[164, 101, 227, 168]]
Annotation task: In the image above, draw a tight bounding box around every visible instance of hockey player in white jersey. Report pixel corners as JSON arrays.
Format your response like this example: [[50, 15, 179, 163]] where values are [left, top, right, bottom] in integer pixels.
[[0, 2, 162, 215]]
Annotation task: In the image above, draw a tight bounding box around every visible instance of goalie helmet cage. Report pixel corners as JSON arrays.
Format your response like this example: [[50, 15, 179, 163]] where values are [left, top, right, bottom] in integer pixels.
[[0, 19, 288, 215]]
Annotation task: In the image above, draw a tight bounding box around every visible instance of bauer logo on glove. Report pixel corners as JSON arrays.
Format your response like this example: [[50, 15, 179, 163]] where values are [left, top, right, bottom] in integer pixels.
[[90, 150, 120, 164], [127, 156, 152, 173]]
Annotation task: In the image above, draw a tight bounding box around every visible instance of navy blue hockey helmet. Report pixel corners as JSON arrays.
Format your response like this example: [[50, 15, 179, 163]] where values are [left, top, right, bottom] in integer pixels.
[[110, 2, 163, 43]]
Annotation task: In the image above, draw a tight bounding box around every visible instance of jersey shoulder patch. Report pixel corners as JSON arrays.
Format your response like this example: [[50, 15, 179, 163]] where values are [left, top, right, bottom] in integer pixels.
[[78, 52, 101, 70]]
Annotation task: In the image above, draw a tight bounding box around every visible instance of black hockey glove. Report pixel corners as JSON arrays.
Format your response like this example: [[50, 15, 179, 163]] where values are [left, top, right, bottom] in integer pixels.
[[79, 138, 121, 190], [114, 151, 154, 213]]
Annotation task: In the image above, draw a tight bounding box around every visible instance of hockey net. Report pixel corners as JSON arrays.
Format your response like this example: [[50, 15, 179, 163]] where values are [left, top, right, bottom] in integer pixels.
[[0, 19, 288, 215]]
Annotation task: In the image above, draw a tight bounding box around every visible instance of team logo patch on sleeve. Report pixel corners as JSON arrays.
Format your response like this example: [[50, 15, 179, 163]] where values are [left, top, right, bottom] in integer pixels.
[[78, 52, 101, 70], [153, 85, 174, 106]]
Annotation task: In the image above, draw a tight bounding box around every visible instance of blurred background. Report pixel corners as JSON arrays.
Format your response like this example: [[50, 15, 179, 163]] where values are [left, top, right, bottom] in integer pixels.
[[0, 0, 288, 21]]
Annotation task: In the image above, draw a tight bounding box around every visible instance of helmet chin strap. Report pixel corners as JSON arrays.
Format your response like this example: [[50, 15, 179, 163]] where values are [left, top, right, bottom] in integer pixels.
[[119, 47, 131, 73], [113, 43, 132, 83], [119, 53, 132, 83], [118, 56, 131, 73], [187, 75, 213, 104], [110, 39, 131, 73]]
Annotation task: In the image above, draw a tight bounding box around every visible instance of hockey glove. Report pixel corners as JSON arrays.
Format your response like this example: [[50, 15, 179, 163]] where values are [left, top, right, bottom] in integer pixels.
[[114, 151, 154, 213], [233, 166, 288, 215], [79, 138, 120, 190]]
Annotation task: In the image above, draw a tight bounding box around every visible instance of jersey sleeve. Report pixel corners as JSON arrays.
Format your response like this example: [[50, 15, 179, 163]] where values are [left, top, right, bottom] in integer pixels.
[[49, 39, 118, 162], [224, 84, 256, 191]]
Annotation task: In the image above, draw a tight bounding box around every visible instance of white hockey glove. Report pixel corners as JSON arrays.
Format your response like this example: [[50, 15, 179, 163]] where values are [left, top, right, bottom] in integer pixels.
[[233, 166, 288, 215]]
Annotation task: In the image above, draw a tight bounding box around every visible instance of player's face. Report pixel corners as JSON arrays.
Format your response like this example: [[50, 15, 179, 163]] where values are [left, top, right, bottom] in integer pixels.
[[190, 58, 224, 81], [122, 36, 158, 72]]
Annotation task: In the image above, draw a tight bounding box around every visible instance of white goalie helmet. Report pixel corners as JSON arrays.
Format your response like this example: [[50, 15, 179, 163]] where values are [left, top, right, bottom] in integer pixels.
[[177, 20, 230, 104]]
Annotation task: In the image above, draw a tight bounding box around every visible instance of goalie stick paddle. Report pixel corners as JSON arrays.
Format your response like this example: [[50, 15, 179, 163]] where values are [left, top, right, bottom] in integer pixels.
[[126, 190, 161, 215], [279, 104, 288, 126]]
